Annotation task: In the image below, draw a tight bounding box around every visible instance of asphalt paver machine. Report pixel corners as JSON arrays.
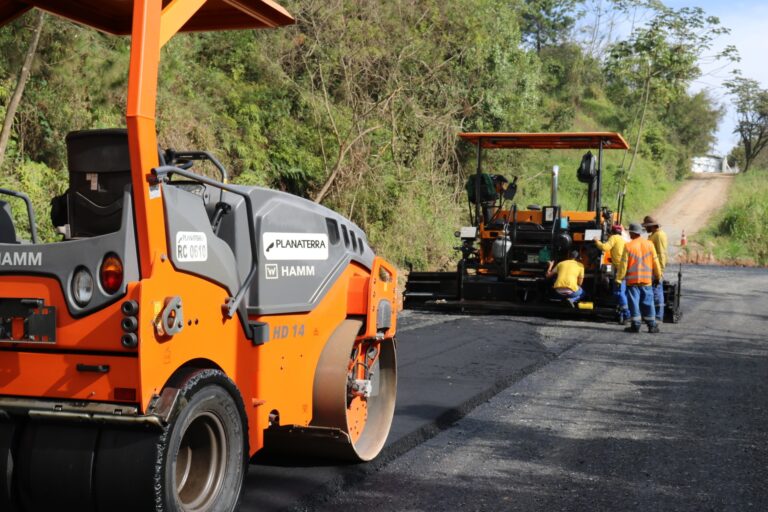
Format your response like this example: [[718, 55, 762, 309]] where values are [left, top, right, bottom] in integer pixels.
[[0, 2, 397, 511], [404, 132, 682, 322]]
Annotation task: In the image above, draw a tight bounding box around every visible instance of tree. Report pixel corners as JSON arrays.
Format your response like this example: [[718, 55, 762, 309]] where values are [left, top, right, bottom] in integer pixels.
[[521, 0, 584, 54], [724, 74, 768, 173], [666, 90, 724, 178], [0, 11, 45, 170], [605, 5, 735, 192], [605, 6, 734, 110]]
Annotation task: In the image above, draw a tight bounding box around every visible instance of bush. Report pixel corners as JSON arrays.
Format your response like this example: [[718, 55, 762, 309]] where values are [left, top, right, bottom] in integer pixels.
[[697, 171, 768, 265]]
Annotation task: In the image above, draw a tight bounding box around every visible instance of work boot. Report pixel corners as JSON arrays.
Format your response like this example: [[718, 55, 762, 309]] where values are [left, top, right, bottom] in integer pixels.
[[648, 324, 660, 334], [624, 323, 641, 333], [619, 308, 630, 324]]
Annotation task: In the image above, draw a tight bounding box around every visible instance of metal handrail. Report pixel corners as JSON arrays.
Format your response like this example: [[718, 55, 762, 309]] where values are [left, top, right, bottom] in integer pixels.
[[0, 188, 38, 243], [164, 150, 229, 182]]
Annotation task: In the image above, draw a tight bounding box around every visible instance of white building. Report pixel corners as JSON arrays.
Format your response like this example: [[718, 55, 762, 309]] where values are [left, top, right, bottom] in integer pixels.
[[691, 155, 740, 174]]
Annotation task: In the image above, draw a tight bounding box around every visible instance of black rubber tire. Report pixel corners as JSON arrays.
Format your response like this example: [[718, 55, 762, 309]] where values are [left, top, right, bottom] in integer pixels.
[[156, 369, 248, 512], [18, 421, 101, 511], [94, 427, 159, 512], [0, 420, 19, 512]]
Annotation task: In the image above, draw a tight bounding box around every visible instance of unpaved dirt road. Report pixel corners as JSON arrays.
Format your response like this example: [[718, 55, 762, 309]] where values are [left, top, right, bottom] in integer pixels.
[[649, 174, 734, 258]]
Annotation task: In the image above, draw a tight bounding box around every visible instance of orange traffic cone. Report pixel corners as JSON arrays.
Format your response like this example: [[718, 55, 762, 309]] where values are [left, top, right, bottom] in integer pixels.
[[680, 229, 687, 247]]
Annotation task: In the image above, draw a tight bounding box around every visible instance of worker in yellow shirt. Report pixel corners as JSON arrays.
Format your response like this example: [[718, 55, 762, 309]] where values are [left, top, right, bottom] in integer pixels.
[[643, 215, 668, 323], [594, 224, 629, 323], [616, 222, 663, 333], [546, 249, 584, 307]]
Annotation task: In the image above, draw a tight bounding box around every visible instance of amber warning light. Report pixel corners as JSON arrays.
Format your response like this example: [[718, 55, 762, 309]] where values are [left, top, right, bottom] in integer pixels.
[[100, 254, 124, 294]]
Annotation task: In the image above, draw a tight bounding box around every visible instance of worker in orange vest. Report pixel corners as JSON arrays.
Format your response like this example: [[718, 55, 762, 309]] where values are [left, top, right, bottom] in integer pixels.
[[616, 222, 663, 333]]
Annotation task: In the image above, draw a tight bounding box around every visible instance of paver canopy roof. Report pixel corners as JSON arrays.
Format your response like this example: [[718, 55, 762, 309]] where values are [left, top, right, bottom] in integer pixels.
[[459, 132, 629, 150], [0, 0, 294, 33]]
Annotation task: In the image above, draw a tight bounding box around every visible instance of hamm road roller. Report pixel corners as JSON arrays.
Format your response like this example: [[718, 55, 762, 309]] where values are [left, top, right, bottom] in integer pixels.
[[0, 2, 397, 511], [404, 132, 682, 322]]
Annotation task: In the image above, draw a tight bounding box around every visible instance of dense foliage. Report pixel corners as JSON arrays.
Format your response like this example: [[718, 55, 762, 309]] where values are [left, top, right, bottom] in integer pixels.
[[0, 0, 728, 269]]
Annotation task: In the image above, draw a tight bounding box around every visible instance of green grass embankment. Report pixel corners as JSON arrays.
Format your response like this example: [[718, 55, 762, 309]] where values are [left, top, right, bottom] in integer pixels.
[[688, 170, 768, 266]]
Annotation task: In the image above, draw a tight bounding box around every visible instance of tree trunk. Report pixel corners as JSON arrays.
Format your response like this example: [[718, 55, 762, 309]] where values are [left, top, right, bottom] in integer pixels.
[[622, 73, 652, 191], [313, 125, 380, 204], [0, 11, 45, 170]]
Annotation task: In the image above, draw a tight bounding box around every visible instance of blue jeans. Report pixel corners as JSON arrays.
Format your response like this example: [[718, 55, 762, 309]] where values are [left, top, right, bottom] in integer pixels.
[[555, 287, 583, 302], [626, 285, 656, 327], [653, 280, 665, 321], [614, 280, 629, 318]]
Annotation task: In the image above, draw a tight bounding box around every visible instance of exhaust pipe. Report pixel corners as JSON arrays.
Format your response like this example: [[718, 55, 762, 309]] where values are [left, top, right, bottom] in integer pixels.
[[551, 165, 559, 206]]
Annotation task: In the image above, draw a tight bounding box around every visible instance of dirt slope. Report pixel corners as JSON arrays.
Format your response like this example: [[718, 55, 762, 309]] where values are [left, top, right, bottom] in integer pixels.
[[647, 174, 733, 258]]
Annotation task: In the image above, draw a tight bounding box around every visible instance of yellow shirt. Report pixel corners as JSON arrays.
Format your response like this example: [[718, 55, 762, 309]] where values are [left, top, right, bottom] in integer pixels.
[[553, 260, 584, 292], [595, 234, 626, 265], [648, 229, 668, 273]]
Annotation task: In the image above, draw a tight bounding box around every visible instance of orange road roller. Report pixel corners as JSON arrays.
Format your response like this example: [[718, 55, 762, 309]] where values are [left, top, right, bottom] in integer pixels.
[[0, 2, 397, 511]]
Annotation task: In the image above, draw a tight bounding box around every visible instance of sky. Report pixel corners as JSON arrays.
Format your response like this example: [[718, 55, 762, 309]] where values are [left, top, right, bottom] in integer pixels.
[[649, 0, 768, 155]]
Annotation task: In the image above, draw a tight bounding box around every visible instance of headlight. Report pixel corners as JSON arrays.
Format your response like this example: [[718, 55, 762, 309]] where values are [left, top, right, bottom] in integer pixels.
[[72, 267, 94, 307]]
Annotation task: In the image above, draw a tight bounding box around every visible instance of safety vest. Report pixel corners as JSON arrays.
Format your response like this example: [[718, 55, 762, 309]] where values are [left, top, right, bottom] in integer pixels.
[[625, 238, 655, 286]]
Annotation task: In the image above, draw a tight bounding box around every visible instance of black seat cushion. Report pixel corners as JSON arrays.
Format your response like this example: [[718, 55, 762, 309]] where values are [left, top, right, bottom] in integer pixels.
[[66, 129, 131, 237]]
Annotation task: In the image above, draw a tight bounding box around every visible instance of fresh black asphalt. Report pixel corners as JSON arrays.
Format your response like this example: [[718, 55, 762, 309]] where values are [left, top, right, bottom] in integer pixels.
[[242, 312, 568, 510], [241, 265, 768, 511]]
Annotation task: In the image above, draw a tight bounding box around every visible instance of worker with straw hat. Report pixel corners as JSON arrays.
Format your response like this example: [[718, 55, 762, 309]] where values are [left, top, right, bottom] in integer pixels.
[[643, 215, 668, 323]]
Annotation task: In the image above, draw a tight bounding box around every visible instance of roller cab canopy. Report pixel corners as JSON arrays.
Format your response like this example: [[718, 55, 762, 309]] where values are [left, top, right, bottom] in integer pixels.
[[459, 132, 629, 150], [0, 0, 294, 33]]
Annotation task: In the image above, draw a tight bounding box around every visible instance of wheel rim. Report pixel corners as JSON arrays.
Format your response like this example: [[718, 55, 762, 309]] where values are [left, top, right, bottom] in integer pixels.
[[174, 411, 228, 511]]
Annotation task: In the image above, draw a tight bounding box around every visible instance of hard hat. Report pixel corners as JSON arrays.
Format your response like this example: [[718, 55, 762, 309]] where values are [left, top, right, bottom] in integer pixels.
[[611, 224, 623, 234], [628, 222, 643, 235]]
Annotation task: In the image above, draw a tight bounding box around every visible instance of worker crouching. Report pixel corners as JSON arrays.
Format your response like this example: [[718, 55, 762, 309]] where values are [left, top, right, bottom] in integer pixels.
[[616, 223, 662, 333], [546, 249, 585, 307]]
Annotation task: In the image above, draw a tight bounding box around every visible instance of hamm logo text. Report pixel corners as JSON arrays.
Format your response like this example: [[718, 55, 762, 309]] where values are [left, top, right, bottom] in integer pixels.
[[0, 251, 42, 266]]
